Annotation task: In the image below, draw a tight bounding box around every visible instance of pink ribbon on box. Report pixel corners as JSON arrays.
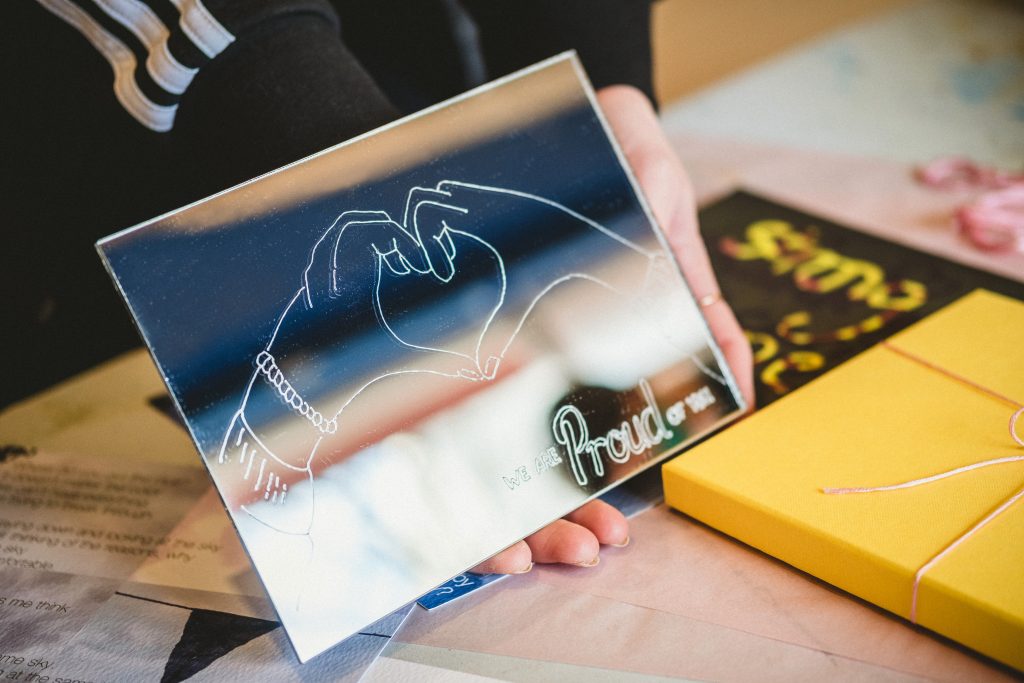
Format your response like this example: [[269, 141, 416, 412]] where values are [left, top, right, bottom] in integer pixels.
[[915, 157, 1024, 254], [823, 341, 1024, 624]]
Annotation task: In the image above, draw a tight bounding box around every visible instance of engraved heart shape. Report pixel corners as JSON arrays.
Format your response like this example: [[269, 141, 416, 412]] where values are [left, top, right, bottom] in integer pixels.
[[373, 191, 506, 381]]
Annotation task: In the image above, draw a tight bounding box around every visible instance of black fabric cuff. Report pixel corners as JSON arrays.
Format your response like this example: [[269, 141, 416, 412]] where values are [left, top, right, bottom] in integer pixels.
[[172, 9, 401, 196]]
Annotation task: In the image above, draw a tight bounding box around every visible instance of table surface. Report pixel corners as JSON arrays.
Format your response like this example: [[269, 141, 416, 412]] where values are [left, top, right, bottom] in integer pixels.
[[3, 1, 1023, 680], [661, 0, 1024, 169]]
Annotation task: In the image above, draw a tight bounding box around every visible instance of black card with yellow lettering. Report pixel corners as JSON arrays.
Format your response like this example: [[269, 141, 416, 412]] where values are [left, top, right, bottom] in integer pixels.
[[699, 191, 1024, 407]]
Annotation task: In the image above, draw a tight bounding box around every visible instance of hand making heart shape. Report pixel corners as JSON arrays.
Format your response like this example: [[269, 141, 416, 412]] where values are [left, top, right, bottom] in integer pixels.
[[215, 179, 654, 540]]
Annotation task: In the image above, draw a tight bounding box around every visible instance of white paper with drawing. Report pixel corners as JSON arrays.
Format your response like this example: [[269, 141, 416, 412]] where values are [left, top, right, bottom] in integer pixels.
[[96, 53, 746, 661]]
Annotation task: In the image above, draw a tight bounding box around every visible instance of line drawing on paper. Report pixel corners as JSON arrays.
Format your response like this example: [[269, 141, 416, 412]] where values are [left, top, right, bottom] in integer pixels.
[[214, 180, 718, 543]]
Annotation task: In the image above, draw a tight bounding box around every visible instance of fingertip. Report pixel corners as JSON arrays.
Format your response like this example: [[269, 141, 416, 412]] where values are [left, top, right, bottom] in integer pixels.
[[596, 84, 658, 121], [470, 540, 532, 575], [564, 499, 630, 547], [525, 519, 601, 566], [715, 308, 756, 411]]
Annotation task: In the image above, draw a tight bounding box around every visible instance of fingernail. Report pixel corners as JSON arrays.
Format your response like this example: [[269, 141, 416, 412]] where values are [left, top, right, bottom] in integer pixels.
[[608, 536, 630, 548], [511, 562, 533, 575], [572, 556, 600, 568]]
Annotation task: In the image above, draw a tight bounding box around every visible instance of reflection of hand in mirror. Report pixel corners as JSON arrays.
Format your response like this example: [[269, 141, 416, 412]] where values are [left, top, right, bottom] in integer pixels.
[[471, 86, 755, 576]]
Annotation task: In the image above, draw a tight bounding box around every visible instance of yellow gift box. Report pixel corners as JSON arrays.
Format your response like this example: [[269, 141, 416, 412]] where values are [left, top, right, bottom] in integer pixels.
[[663, 289, 1024, 670]]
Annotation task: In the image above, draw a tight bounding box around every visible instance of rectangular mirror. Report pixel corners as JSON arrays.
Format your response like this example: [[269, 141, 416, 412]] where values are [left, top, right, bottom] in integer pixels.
[[97, 53, 746, 662]]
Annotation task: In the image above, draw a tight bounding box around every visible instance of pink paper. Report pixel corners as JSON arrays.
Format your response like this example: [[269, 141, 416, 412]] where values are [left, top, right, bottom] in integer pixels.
[[398, 506, 1014, 680], [398, 576, 928, 682], [531, 506, 1014, 681]]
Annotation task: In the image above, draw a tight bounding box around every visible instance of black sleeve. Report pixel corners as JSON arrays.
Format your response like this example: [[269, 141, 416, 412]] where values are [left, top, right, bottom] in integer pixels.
[[460, 0, 657, 107], [171, 1, 401, 196]]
